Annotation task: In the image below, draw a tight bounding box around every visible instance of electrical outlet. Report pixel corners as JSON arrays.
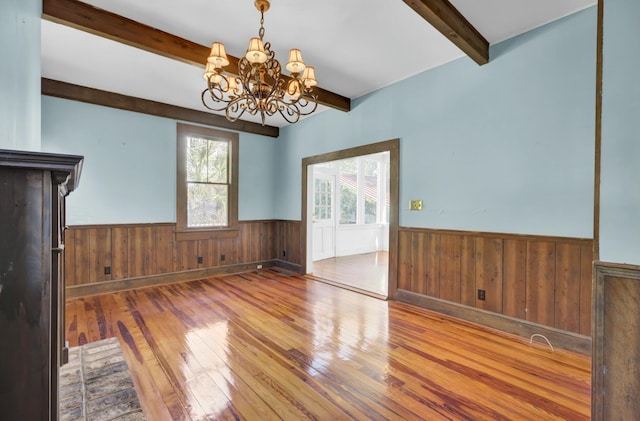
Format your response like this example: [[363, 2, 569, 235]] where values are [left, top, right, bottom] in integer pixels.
[[220, 254, 225, 261], [257, 264, 263, 269], [197, 256, 203, 264], [478, 289, 486, 301], [104, 266, 111, 275]]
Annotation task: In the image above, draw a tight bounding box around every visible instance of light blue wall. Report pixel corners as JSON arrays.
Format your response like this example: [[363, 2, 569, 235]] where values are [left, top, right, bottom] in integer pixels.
[[41, 96, 277, 224], [275, 8, 596, 238], [600, 0, 640, 264], [0, 0, 41, 151], [41, 7, 597, 238]]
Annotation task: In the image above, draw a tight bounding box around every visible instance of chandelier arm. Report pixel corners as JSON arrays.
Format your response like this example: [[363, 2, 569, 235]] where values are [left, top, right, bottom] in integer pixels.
[[266, 77, 285, 111], [276, 100, 302, 124], [201, 73, 243, 108], [295, 94, 319, 116], [259, 50, 282, 104], [206, 84, 227, 103], [224, 96, 252, 122], [201, 88, 234, 112]]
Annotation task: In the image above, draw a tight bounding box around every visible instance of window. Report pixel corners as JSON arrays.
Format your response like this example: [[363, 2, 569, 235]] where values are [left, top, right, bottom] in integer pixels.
[[176, 123, 238, 240], [363, 159, 378, 224], [339, 159, 357, 224], [338, 154, 388, 225]]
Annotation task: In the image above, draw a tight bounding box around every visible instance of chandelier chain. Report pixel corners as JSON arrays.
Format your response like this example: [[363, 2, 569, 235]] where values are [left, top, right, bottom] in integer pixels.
[[259, 9, 265, 39]]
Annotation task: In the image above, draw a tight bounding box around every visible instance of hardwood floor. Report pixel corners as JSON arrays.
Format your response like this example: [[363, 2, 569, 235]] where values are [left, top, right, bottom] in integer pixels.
[[313, 252, 389, 296], [64, 268, 590, 420]]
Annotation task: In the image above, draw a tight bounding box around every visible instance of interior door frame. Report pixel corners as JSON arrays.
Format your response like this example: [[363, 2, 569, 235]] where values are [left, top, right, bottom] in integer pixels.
[[301, 138, 400, 297]]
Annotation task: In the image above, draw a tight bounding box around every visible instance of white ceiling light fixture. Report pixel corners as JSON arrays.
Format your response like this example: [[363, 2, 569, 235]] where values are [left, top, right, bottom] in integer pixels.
[[201, 0, 318, 125]]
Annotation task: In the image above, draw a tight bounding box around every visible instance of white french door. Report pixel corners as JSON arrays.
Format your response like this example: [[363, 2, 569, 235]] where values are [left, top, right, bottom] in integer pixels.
[[312, 173, 336, 261]]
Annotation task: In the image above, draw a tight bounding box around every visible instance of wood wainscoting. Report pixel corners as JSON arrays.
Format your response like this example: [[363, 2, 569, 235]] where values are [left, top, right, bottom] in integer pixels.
[[274, 220, 301, 271], [64, 220, 303, 297], [66, 221, 593, 353], [396, 227, 593, 353], [592, 262, 640, 420]]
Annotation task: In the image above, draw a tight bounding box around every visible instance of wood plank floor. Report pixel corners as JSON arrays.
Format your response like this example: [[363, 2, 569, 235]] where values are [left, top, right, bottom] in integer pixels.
[[64, 268, 591, 420], [313, 252, 389, 296]]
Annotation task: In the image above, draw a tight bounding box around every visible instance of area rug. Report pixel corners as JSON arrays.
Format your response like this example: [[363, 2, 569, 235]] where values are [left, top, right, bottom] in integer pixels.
[[59, 337, 145, 420]]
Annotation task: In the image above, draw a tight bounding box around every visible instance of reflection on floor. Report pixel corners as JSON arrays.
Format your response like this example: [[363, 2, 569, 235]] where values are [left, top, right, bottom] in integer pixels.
[[312, 251, 388, 296], [65, 269, 591, 420]]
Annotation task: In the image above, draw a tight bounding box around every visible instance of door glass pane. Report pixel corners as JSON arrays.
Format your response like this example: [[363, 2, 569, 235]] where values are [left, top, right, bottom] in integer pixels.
[[314, 178, 332, 221]]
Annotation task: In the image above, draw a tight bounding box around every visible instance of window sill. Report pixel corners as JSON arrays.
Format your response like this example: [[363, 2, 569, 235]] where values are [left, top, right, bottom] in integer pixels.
[[175, 227, 239, 241]]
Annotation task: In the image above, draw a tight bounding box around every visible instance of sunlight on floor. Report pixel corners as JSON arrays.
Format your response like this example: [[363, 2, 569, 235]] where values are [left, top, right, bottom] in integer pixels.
[[312, 251, 388, 296]]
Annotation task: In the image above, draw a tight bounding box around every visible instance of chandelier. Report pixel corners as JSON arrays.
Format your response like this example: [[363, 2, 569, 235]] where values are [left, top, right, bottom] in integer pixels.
[[201, 0, 319, 125]]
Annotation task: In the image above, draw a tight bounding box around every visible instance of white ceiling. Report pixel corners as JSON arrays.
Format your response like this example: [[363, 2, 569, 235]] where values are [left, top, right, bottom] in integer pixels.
[[41, 0, 595, 127]]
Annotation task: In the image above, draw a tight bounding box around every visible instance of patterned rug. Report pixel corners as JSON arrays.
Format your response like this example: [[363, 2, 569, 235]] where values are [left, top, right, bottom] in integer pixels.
[[59, 337, 145, 421]]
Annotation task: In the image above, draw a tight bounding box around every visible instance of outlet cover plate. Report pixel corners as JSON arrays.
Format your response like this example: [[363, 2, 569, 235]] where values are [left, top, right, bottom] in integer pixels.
[[410, 200, 423, 211]]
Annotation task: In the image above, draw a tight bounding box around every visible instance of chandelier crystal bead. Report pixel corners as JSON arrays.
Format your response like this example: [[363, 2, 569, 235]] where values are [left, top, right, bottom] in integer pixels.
[[201, 0, 318, 125]]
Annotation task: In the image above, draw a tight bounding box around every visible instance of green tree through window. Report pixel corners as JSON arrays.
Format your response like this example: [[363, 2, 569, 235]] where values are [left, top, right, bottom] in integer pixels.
[[186, 137, 229, 227], [339, 159, 357, 224]]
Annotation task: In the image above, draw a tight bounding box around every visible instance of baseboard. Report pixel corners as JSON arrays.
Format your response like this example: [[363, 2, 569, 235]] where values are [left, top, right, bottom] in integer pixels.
[[66, 260, 275, 298], [309, 275, 388, 301], [395, 289, 591, 355], [272, 259, 302, 273]]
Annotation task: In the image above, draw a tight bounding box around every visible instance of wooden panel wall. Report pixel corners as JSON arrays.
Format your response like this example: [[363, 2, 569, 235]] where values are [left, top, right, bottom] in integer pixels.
[[592, 263, 640, 420], [65, 221, 278, 287], [397, 227, 593, 336], [275, 220, 301, 267]]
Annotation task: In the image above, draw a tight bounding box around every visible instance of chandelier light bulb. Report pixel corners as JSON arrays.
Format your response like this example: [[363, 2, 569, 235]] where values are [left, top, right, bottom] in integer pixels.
[[203, 62, 217, 81], [227, 76, 240, 95], [286, 49, 306, 74], [301, 66, 318, 87], [210, 72, 223, 85], [207, 42, 230, 68], [246, 38, 268, 64]]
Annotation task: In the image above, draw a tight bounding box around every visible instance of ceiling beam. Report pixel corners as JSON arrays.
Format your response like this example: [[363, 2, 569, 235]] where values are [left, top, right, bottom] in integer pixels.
[[402, 0, 489, 65], [42, 0, 351, 112], [42, 78, 280, 138]]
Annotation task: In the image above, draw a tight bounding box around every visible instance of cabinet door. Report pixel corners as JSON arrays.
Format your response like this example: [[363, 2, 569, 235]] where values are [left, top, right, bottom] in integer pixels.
[[0, 168, 53, 420]]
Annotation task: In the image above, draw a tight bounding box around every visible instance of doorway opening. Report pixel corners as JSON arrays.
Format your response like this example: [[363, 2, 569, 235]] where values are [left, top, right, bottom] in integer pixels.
[[301, 139, 399, 298]]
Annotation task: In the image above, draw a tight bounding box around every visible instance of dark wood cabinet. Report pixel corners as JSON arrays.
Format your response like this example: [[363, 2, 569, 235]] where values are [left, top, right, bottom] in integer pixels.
[[0, 149, 83, 421]]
